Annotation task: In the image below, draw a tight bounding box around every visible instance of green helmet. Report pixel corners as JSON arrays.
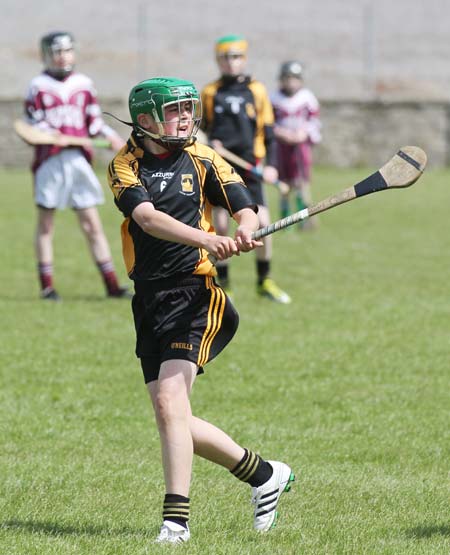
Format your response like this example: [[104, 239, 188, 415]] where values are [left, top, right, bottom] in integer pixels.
[[128, 77, 201, 149]]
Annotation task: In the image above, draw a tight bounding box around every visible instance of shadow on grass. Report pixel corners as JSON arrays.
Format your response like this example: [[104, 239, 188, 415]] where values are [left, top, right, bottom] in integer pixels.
[[1, 519, 151, 538], [406, 524, 450, 539]]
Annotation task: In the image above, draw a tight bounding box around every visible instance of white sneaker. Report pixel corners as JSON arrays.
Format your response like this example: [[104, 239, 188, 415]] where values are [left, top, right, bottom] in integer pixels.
[[155, 520, 190, 544], [251, 461, 295, 531]]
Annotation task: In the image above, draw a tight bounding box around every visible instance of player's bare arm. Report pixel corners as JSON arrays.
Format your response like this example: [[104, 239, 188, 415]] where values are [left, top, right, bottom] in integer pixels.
[[105, 133, 126, 152], [132, 202, 239, 260], [232, 207, 263, 252], [274, 125, 308, 145], [262, 165, 279, 185]]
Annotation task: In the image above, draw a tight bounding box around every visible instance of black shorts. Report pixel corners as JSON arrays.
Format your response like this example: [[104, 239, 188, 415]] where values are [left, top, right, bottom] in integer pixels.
[[233, 166, 267, 207], [246, 177, 267, 207], [132, 274, 239, 383]]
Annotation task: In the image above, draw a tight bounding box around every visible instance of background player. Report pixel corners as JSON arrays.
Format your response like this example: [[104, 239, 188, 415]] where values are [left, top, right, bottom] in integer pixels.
[[271, 60, 322, 227], [24, 31, 127, 300], [107, 77, 294, 544], [201, 35, 291, 304]]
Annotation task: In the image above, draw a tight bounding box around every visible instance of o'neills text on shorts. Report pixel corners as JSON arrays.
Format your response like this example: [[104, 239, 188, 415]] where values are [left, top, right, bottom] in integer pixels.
[[171, 342, 193, 351]]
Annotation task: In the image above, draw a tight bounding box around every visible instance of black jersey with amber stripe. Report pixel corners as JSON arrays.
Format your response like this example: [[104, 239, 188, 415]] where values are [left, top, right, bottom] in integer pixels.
[[107, 134, 255, 281], [201, 75, 276, 167]]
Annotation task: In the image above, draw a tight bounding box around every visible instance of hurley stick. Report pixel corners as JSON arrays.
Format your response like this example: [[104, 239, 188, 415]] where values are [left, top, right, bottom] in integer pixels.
[[207, 146, 427, 265], [13, 119, 112, 149], [214, 144, 290, 195], [252, 146, 427, 240]]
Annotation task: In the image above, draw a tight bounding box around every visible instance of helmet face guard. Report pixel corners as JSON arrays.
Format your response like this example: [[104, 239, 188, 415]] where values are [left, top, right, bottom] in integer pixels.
[[129, 77, 202, 150], [41, 32, 75, 78]]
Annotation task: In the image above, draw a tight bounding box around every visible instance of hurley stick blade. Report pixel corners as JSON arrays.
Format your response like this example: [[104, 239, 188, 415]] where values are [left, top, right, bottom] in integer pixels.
[[350, 146, 427, 201], [379, 146, 427, 188], [14, 119, 57, 145]]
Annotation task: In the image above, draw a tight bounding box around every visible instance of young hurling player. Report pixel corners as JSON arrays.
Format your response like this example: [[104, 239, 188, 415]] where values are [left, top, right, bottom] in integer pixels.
[[24, 31, 127, 300], [201, 35, 291, 304], [271, 61, 322, 227], [107, 77, 295, 545]]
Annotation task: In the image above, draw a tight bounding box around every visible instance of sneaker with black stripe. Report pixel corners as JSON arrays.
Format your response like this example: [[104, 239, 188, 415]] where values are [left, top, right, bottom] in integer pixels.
[[155, 520, 190, 544], [251, 460, 295, 531]]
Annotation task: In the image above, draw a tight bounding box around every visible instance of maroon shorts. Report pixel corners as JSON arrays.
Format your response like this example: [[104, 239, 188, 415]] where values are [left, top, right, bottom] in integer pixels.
[[276, 141, 313, 182]]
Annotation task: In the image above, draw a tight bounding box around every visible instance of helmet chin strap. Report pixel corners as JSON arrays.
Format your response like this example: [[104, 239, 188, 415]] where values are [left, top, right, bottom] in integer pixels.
[[135, 125, 162, 142], [102, 111, 197, 150], [135, 124, 197, 151]]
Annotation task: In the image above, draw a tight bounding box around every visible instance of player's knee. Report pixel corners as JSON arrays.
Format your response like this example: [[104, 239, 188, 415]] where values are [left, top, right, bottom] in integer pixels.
[[38, 220, 54, 236], [37, 212, 54, 235], [38, 226, 51, 237], [81, 220, 102, 239], [154, 389, 187, 426]]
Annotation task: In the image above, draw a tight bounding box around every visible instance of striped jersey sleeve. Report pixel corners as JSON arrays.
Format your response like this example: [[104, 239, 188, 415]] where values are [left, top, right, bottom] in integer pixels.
[[107, 138, 150, 217]]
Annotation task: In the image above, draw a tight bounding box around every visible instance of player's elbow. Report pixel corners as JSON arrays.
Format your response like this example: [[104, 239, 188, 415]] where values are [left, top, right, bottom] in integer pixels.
[[132, 202, 157, 233]]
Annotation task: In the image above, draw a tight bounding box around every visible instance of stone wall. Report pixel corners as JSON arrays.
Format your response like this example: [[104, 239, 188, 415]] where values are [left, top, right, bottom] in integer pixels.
[[3, 98, 448, 170], [318, 100, 449, 168]]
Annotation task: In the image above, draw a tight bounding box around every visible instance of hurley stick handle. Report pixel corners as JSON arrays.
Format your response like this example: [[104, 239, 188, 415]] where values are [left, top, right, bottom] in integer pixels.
[[252, 208, 310, 240], [214, 145, 290, 195], [253, 185, 361, 239]]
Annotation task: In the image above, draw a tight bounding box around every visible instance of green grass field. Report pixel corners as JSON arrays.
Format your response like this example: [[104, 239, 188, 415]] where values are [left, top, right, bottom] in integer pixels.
[[1, 164, 449, 555]]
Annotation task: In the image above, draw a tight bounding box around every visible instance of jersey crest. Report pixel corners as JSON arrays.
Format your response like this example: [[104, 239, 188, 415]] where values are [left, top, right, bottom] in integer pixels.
[[180, 174, 194, 195]]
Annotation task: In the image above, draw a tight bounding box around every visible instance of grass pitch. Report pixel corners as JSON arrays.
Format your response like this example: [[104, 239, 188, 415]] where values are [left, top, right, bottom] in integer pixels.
[[0, 164, 449, 554]]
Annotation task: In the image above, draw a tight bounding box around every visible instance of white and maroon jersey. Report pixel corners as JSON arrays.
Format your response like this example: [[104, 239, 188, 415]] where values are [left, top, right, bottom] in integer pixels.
[[270, 88, 321, 182], [270, 87, 322, 145], [25, 71, 116, 173]]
